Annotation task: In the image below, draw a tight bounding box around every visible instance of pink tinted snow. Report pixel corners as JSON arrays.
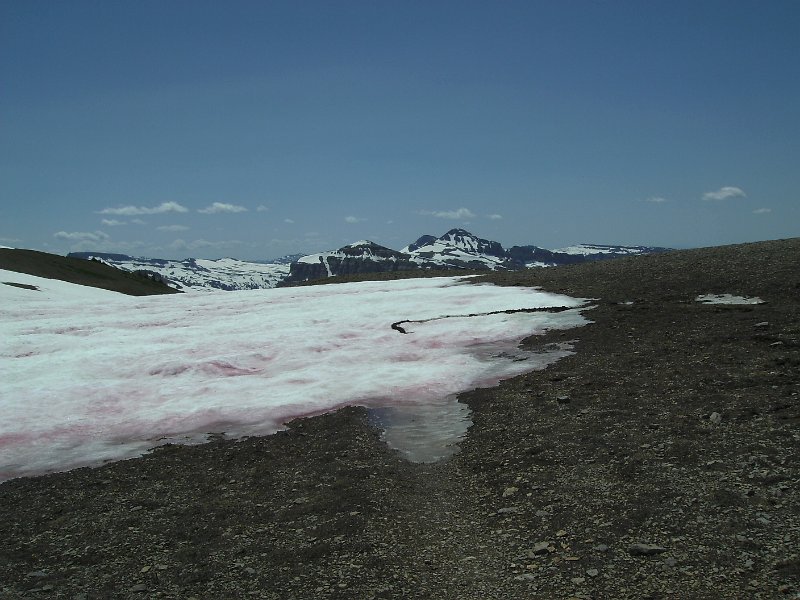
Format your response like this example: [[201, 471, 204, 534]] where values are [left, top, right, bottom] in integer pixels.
[[0, 272, 588, 481]]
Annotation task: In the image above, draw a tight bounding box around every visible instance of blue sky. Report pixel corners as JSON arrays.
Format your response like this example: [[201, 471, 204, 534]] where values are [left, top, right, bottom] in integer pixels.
[[2, 0, 798, 260]]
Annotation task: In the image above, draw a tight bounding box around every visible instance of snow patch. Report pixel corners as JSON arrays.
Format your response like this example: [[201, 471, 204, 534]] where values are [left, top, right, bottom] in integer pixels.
[[695, 293, 765, 305]]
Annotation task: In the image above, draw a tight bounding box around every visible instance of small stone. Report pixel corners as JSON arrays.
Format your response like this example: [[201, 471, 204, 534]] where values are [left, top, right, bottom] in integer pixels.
[[756, 517, 771, 525], [140, 565, 151, 573], [556, 395, 571, 404], [555, 529, 567, 537], [586, 568, 599, 577], [27, 571, 48, 578], [130, 584, 148, 593], [709, 412, 723, 424], [629, 543, 667, 556], [531, 541, 552, 555], [514, 573, 537, 582], [754, 322, 769, 328], [245, 567, 256, 575], [497, 507, 520, 514], [535, 510, 550, 517], [503, 487, 519, 498], [592, 544, 609, 553], [663, 557, 678, 567], [571, 577, 586, 585]]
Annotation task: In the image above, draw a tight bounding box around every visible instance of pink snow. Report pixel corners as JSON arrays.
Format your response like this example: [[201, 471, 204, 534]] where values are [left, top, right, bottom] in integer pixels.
[[1, 270, 588, 481]]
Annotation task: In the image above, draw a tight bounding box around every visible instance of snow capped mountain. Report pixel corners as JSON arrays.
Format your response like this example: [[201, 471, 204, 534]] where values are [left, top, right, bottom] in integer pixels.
[[67, 252, 290, 292], [402, 235, 438, 253], [286, 240, 419, 283], [402, 228, 512, 271], [68, 232, 670, 288]]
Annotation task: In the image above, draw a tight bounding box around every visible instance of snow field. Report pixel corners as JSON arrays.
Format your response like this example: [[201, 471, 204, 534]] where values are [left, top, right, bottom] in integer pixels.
[[1, 271, 588, 480]]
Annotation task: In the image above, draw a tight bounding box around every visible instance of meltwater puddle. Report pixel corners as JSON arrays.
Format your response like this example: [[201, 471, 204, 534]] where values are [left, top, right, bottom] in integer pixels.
[[368, 397, 471, 463], [367, 340, 578, 463]]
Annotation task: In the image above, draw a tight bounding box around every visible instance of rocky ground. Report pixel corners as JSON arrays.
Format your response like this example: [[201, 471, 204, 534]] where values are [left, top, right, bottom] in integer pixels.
[[1, 238, 798, 599]]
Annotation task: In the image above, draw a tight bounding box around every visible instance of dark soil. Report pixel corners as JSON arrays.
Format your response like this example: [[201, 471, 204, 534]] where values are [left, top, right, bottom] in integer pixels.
[[1, 239, 799, 599]]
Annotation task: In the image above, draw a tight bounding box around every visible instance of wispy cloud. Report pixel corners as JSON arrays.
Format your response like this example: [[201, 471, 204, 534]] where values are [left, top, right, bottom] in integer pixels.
[[702, 186, 746, 201], [420, 207, 475, 220], [54, 230, 110, 242], [753, 207, 772, 214], [157, 225, 189, 232], [643, 196, 668, 204], [284, 218, 295, 224], [101, 219, 126, 226], [198, 202, 248, 214], [256, 205, 269, 212], [488, 213, 503, 220], [99, 201, 188, 216], [169, 238, 243, 251], [344, 216, 366, 223]]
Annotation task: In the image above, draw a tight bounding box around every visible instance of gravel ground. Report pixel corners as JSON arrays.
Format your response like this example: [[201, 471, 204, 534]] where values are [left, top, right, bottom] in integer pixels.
[[1, 238, 798, 599]]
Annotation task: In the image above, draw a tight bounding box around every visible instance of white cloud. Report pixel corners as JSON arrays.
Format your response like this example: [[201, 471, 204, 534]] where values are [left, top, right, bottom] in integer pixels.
[[644, 196, 668, 204], [157, 225, 189, 232], [198, 202, 248, 214], [131, 219, 146, 225], [99, 201, 188, 216], [256, 205, 269, 212], [284, 218, 295, 224], [421, 207, 476, 220], [54, 230, 110, 242], [488, 213, 503, 220], [101, 219, 126, 226], [753, 208, 772, 214], [702, 186, 746, 201], [344, 216, 366, 224]]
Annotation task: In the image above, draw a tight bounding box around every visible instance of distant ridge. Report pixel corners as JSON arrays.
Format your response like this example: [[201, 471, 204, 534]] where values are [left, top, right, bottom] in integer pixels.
[[63, 229, 671, 289], [67, 252, 291, 292], [286, 229, 670, 283], [0, 248, 179, 296]]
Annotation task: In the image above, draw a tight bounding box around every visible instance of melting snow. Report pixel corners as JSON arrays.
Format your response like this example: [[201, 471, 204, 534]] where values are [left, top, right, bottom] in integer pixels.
[[1, 270, 588, 481]]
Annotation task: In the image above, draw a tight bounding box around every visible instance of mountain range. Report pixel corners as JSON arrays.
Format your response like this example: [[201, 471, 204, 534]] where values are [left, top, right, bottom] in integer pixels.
[[68, 229, 669, 291]]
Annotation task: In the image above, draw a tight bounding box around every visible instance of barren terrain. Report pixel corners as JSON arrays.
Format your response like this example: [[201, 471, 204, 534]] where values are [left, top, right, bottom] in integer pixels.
[[2, 239, 798, 599]]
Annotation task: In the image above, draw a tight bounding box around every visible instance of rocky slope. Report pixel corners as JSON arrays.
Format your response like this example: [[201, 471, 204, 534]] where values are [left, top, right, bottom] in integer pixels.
[[1, 238, 797, 599]]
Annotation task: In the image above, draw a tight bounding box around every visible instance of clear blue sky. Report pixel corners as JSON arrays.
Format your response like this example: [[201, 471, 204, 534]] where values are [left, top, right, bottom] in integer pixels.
[[2, 0, 798, 260]]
